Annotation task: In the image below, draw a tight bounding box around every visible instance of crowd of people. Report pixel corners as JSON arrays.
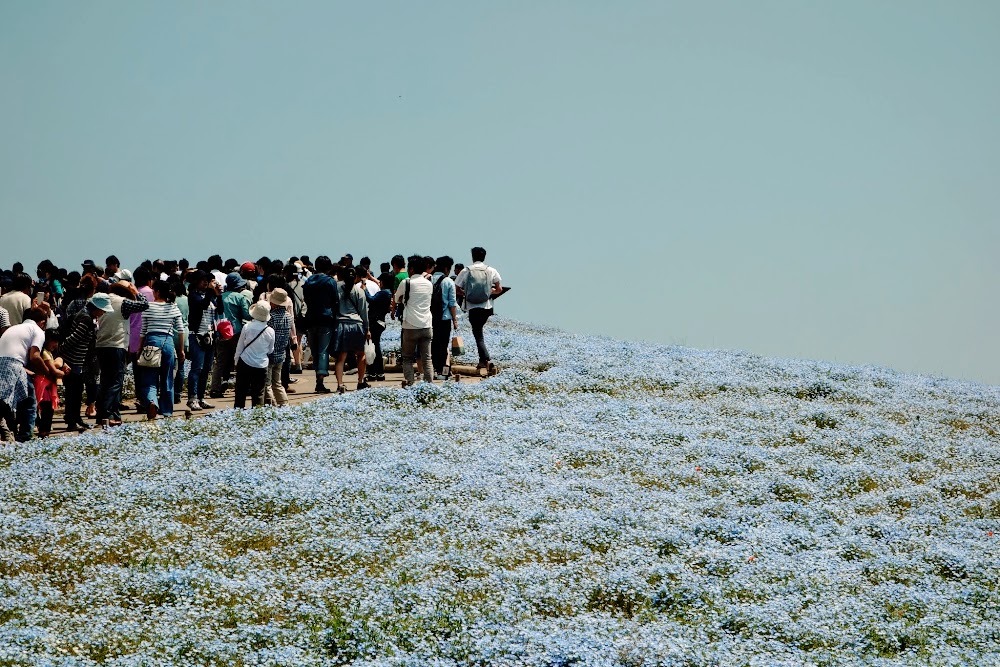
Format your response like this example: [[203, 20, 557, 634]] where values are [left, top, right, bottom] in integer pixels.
[[0, 248, 503, 441]]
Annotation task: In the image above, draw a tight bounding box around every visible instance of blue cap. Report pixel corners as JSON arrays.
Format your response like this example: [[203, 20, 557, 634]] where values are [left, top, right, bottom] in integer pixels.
[[225, 272, 246, 291], [88, 293, 114, 313]]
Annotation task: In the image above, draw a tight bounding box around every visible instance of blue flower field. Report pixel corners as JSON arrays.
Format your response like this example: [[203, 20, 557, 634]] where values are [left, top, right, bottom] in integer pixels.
[[0, 319, 997, 666]]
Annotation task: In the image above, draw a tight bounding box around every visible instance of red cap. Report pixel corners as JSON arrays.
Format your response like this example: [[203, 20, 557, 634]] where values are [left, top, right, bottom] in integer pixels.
[[240, 262, 257, 273]]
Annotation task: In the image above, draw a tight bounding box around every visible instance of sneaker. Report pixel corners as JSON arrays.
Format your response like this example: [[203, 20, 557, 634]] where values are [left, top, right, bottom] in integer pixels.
[[434, 373, 449, 381], [357, 381, 371, 390], [290, 365, 303, 374], [198, 400, 215, 410], [337, 385, 346, 395], [315, 385, 331, 394], [187, 401, 202, 412]]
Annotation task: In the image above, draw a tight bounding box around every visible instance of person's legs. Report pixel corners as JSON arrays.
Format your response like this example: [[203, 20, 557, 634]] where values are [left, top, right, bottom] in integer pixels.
[[197, 340, 215, 402], [15, 382, 35, 441], [210, 337, 236, 397], [432, 318, 451, 375], [84, 359, 99, 417], [96, 348, 117, 421], [249, 365, 267, 407], [369, 320, 385, 377], [309, 326, 332, 390], [469, 307, 493, 366], [269, 363, 288, 406], [400, 327, 418, 386], [108, 349, 125, 421], [157, 337, 176, 417], [37, 401, 54, 436], [418, 328, 434, 383], [356, 351, 367, 388], [334, 351, 347, 390], [186, 337, 204, 405], [233, 359, 251, 408], [63, 365, 84, 427], [173, 348, 185, 405]]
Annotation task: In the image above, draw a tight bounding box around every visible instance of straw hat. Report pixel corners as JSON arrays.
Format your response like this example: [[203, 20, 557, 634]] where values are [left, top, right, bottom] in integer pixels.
[[268, 288, 290, 307], [250, 301, 271, 322]]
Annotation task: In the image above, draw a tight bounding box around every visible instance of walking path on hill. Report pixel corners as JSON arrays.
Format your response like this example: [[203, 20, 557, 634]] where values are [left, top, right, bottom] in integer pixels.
[[47, 367, 489, 437]]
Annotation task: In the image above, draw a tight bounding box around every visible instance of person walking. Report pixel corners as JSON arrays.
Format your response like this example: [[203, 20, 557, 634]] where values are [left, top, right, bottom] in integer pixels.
[[302, 256, 339, 393], [0, 307, 49, 441], [233, 301, 274, 408], [455, 247, 502, 372], [185, 270, 219, 411], [60, 293, 113, 431], [95, 280, 148, 426], [394, 255, 434, 387], [430, 256, 459, 379], [264, 289, 292, 407], [138, 281, 185, 420], [209, 272, 251, 398], [333, 266, 371, 393]]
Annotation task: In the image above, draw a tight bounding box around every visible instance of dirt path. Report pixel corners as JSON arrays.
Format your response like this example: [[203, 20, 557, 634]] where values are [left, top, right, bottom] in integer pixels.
[[45, 368, 486, 437]]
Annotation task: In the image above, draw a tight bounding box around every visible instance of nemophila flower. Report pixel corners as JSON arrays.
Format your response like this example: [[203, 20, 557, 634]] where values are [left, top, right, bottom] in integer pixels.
[[0, 316, 997, 664]]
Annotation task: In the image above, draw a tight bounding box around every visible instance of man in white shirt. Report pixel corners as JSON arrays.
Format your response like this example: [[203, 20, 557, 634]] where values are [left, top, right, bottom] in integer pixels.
[[393, 255, 434, 386], [0, 273, 34, 327], [454, 246, 502, 371], [0, 306, 48, 440]]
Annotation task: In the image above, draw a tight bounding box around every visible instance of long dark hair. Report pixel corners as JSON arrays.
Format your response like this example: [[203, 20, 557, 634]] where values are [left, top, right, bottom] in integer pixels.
[[337, 266, 356, 295]]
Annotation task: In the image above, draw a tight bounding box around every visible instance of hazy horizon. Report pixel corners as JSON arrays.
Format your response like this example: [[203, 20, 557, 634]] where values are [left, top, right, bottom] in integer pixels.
[[2, 1, 998, 385]]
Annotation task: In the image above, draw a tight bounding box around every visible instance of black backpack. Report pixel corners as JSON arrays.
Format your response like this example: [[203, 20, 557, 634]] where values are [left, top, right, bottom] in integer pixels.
[[430, 275, 446, 320]]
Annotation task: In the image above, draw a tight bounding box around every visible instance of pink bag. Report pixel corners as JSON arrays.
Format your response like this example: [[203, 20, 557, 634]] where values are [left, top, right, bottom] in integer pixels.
[[216, 320, 234, 341]]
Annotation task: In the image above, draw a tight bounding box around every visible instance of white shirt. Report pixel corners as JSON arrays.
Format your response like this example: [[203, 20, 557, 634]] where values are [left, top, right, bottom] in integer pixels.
[[394, 275, 434, 330], [454, 262, 502, 311], [0, 321, 45, 366], [362, 278, 380, 297], [0, 291, 32, 326], [235, 319, 275, 369]]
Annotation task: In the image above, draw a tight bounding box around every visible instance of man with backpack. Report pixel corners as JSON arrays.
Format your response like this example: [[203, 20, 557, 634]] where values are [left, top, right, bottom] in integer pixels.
[[455, 246, 502, 372], [394, 255, 434, 387], [430, 256, 459, 379]]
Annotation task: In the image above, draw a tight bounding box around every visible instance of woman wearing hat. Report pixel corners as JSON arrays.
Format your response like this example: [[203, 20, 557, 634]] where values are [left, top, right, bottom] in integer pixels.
[[138, 281, 185, 420], [59, 293, 114, 431], [264, 288, 293, 407], [233, 301, 274, 408]]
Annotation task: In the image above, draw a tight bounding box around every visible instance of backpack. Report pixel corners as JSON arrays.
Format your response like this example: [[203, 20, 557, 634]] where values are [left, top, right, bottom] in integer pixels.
[[302, 274, 339, 326], [464, 265, 491, 304], [430, 275, 446, 318]]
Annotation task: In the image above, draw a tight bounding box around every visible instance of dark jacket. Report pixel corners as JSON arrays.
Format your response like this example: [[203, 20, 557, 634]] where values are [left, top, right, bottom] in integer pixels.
[[302, 273, 338, 327]]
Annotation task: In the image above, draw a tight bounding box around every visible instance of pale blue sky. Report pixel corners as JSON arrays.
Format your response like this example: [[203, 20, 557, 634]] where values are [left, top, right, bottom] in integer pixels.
[[2, 1, 998, 384]]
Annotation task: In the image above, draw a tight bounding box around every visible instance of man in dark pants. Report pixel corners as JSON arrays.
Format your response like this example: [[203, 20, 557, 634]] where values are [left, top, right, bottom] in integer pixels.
[[430, 255, 459, 379], [454, 247, 502, 371], [59, 295, 113, 431]]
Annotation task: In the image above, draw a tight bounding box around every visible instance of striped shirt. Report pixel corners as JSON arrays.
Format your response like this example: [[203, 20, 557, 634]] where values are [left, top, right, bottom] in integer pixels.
[[141, 302, 183, 337], [60, 310, 97, 368], [0, 306, 9, 330]]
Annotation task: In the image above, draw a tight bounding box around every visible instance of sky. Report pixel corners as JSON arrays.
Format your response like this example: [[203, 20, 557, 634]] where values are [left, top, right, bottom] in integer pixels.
[[2, 1, 998, 385]]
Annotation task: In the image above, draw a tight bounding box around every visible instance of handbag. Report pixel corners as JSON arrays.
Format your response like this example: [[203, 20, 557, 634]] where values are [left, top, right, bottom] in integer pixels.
[[364, 340, 376, 365], [137, 345, 162, 368], [451, 335, 465, 357]]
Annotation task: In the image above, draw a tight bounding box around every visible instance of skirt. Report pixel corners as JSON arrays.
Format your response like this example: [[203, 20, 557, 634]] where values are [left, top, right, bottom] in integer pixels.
[[333, 321, 366, 354]]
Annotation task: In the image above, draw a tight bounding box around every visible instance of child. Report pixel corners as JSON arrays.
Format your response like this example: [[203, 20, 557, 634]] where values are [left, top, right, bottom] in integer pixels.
[[35, 329, 66, 437]]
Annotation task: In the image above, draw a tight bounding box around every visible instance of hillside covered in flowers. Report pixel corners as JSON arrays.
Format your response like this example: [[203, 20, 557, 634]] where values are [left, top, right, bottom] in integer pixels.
[[0, 318, 997, 666]]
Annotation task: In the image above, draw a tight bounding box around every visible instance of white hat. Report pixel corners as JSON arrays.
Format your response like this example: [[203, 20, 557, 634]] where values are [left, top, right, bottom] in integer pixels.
[[250, 301, 271, 322]]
